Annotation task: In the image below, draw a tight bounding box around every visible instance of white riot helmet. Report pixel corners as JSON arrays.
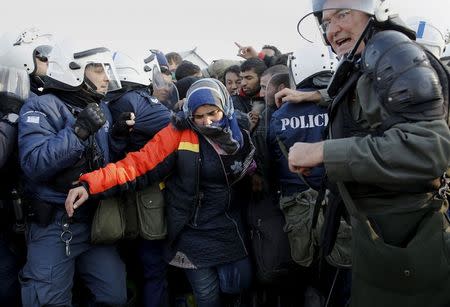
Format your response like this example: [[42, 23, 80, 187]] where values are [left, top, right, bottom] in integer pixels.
[[406, 17, 445, 58], [297, 0, 414, 46], [112, 51, 152, 86], [289, 40, 337, 87], [0, 27, 53, 75], [46, 41, 121, 94]]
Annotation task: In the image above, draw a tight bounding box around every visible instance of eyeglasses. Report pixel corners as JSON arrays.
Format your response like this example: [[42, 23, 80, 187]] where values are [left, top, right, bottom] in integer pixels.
[[320, 9, 352, 33], [191, 109, 222, 121]]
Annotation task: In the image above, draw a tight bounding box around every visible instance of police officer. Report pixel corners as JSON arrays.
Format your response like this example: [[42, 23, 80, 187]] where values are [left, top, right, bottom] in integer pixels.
[[0, 28, 54, 97], [108, 51, 171, 307], [290, 0, 450, 306], [18, 43, 127, 306], [0, 66, 30, 306]]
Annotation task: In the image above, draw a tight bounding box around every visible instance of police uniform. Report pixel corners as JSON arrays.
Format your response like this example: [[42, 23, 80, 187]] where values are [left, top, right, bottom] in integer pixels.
[[18, 93, 127, 306], [324, 31, 450, 306], [0, 112, 21, 306]]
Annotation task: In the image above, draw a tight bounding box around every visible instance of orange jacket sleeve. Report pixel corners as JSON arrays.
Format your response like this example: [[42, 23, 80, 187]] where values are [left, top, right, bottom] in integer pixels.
[[80, 124, 182, 197]]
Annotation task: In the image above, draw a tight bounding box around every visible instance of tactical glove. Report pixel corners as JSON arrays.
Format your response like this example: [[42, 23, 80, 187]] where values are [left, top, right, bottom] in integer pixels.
[[74, 103, 106, 141], [111, 112, 135, 138]]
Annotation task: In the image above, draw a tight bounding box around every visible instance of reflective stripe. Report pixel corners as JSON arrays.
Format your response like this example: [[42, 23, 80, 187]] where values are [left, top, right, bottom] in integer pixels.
[[178, 142, 199, 152]]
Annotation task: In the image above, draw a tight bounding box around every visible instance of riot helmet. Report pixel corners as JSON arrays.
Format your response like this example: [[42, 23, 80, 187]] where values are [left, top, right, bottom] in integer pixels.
[[45, 41, 121, 96], [0, 27, 53, 76], [289, 40, 337, 88], [406, 17, 446, 58], [112, 51, 152, 86], [297, 0, 414, 56]]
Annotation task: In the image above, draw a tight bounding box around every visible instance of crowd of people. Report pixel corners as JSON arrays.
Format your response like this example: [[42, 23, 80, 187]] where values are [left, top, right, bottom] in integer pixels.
[[1, 0, 450, 306]]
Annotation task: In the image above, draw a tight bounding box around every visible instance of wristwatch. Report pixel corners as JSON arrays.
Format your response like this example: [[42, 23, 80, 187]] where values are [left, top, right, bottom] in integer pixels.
[[2, 113, 19, 124]]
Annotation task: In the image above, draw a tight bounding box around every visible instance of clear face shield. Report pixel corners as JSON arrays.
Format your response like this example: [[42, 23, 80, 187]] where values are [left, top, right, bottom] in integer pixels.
[[152, 65, 179, 109], [0, 65, 30, 101], [78, 49, 122, 93], [103, 62, 121, 92], [34, 45, 53, 61], [46, 44, 121, 92], [84, 62, 121, 95], [297, 0, 377, 44]]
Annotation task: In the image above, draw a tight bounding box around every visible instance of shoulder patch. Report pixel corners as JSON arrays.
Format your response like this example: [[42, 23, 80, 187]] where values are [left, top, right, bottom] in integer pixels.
[[26, 116, 40, 124]]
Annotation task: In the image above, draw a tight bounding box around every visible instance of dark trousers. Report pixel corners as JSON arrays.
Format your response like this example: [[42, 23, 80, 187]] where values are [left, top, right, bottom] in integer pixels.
[[138, 239, 169, 307], [0, 236, 21, 306], [184, 257, 252, 307], [20, 210, 127, 306]]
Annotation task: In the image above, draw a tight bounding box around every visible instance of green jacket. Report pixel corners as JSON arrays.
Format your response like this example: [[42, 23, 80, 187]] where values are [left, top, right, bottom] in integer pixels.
[[322, 71, 450, 307], [323, 73, 450, 216]]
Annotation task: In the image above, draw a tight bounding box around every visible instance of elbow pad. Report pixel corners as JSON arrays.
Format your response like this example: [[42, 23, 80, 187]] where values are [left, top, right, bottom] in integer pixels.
[[362, 30, 445, 122]]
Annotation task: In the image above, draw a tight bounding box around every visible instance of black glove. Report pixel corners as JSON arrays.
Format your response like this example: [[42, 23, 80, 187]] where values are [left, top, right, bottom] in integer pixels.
[[74, 103, 106, 141], [0, 93, 24, 115], [112, 112, 135, 138]]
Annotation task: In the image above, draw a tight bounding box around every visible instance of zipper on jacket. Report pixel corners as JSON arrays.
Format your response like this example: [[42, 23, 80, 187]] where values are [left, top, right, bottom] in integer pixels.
[[192, 156, 202, 227], [215, 143, 249, 255], [192, 191, 203, 227]]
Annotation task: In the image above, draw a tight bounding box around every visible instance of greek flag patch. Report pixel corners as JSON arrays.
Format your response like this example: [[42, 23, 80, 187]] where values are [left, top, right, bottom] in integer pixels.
[[26, 116, 40, 124]]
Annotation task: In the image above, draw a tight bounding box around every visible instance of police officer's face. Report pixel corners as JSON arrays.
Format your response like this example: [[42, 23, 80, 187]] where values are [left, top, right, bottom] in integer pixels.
[[322, 9, 370, 57], [34, 57, 48, 76], [84, 64, 109, 94], [240, 69, 260, 97]]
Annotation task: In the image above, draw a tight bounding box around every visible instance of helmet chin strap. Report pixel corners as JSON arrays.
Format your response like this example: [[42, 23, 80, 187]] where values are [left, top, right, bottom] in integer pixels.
[[83, 77, 105, 98], [327, 18, 375, 98]]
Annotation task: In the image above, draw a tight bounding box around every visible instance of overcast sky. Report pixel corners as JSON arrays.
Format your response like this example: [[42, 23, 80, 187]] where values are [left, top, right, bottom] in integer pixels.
[[1, 0, 449, 63]]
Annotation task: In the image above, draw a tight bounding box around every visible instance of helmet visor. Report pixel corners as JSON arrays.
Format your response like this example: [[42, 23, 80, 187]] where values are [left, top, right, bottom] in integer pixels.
[[35, 45, 53, 58], [80, 49, 122, 92], [152, 66, 179, 109], [298, 0, 376, 43], [0, 65, 30, 100]]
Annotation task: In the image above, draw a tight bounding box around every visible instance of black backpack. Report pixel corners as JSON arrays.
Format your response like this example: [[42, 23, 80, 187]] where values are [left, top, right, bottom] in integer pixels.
[[247, 193, 299, 283]]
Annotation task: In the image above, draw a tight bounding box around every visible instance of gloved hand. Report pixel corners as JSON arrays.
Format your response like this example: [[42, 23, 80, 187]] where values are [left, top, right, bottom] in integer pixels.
[[0, 93, 24, 115], [74, 103, 106, 141], [112, 112, 135, 138]]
